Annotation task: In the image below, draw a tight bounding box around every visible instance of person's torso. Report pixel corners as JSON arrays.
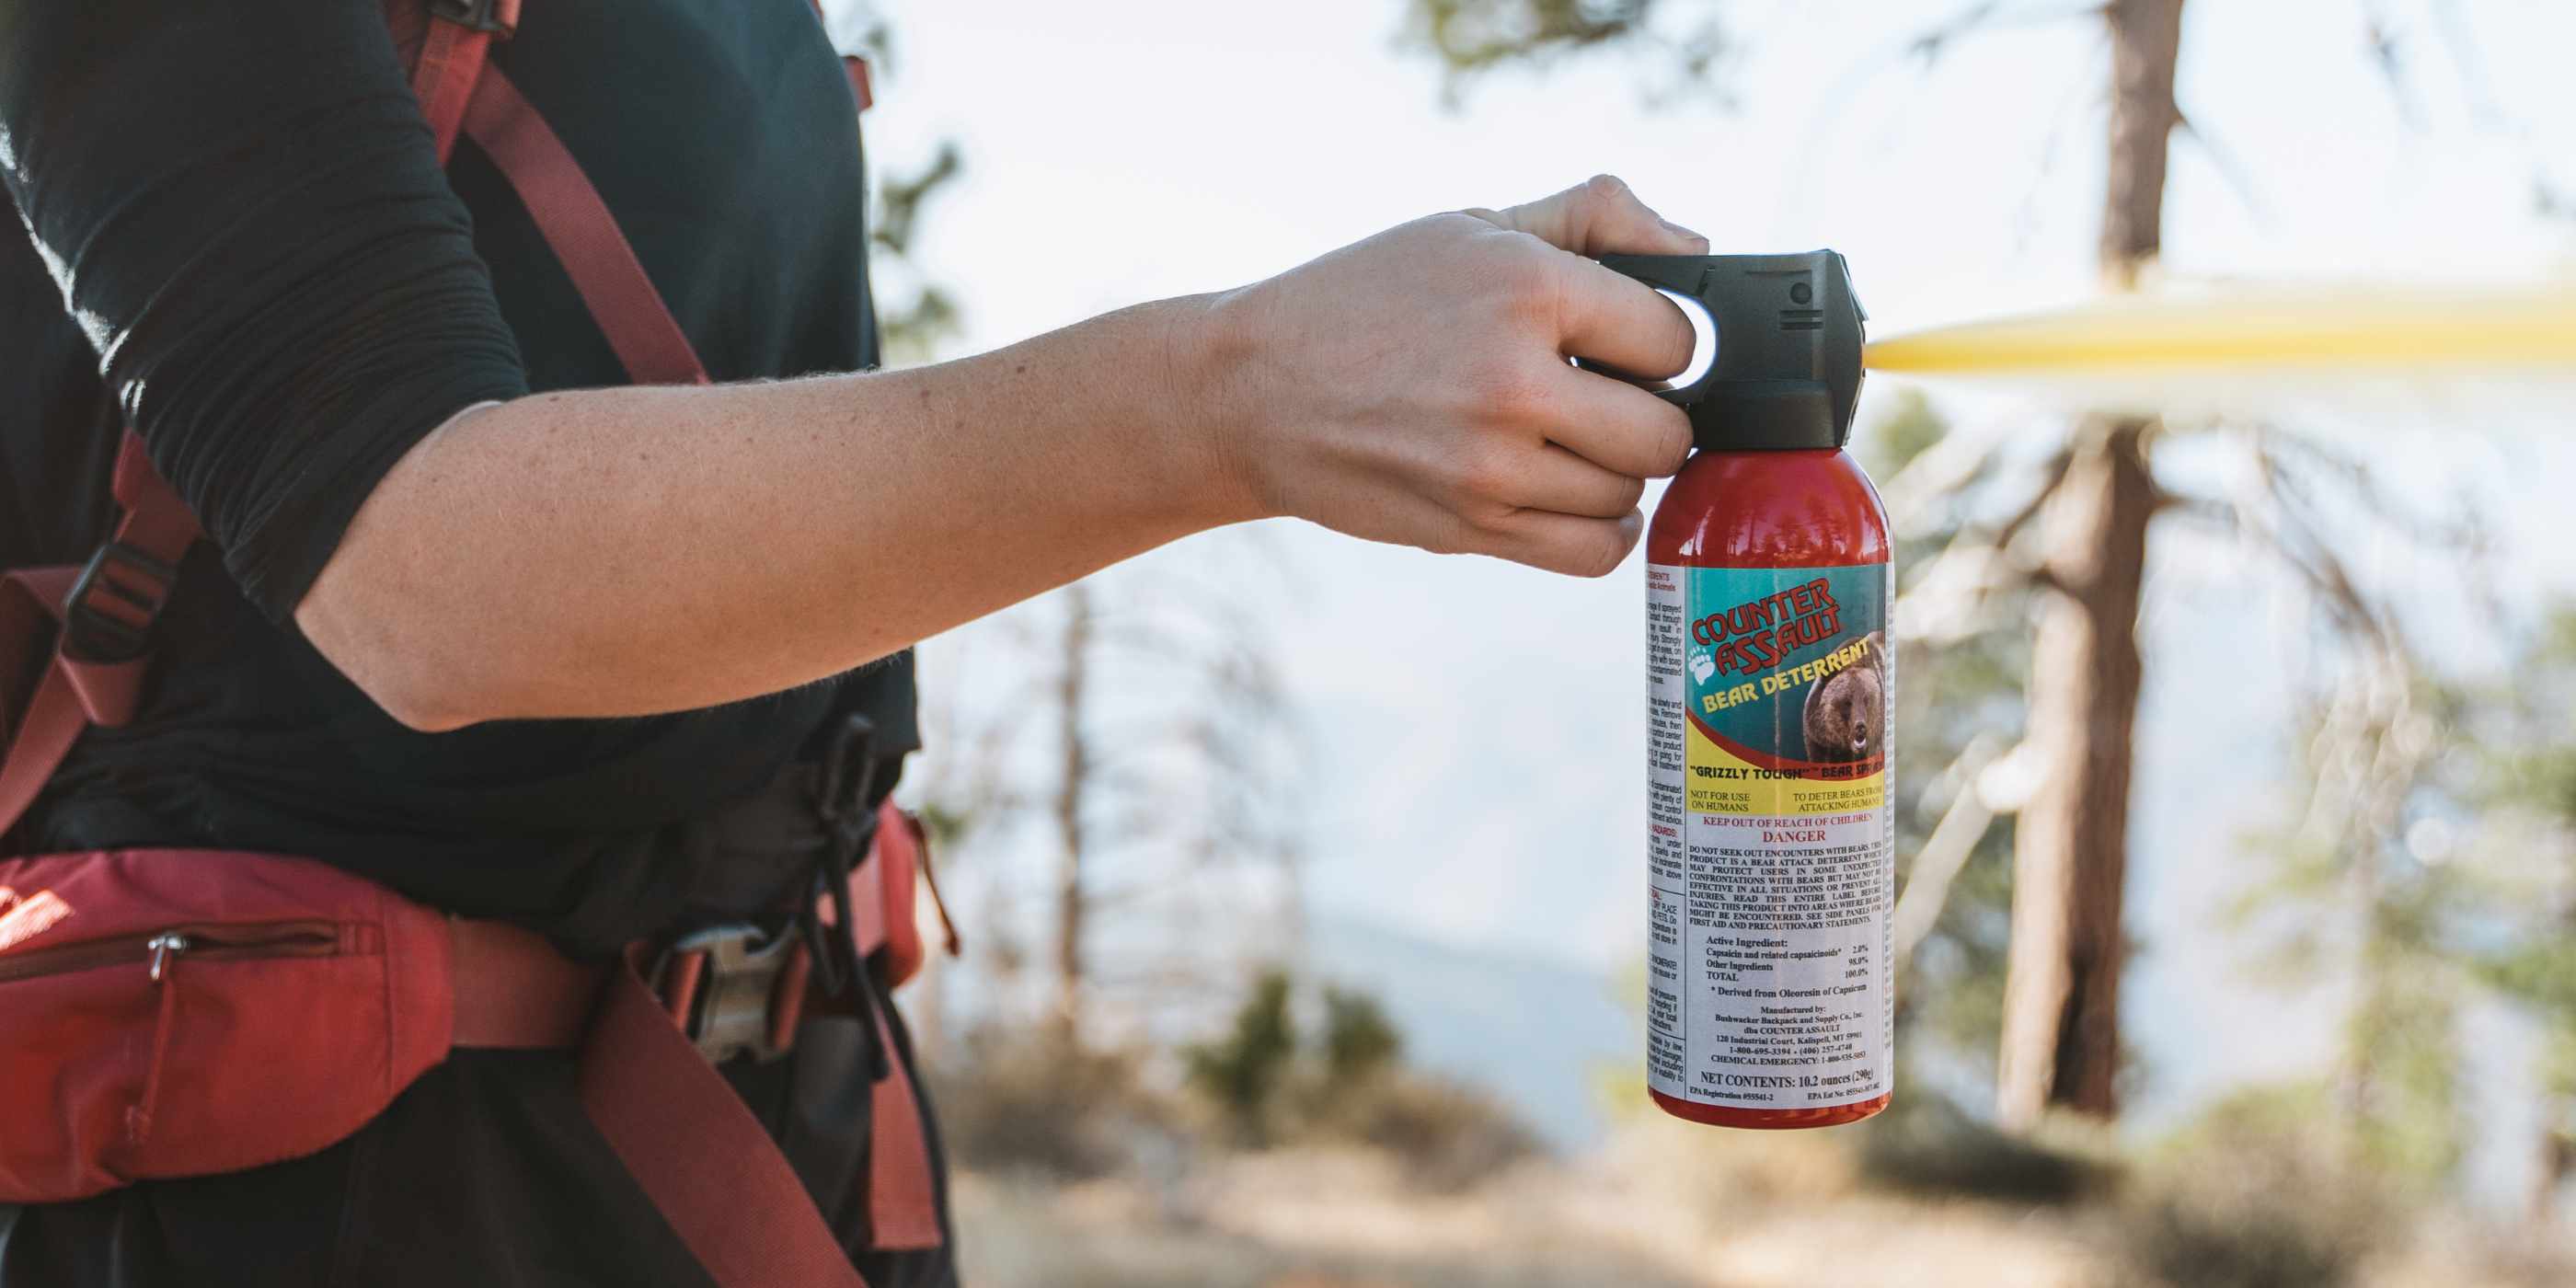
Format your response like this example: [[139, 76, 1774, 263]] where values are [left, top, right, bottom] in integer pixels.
[[0, 0, 915, 954]]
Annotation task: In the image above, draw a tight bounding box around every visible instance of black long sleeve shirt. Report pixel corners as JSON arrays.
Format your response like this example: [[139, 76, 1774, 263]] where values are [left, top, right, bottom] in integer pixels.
[[0, 0, 916, 956]]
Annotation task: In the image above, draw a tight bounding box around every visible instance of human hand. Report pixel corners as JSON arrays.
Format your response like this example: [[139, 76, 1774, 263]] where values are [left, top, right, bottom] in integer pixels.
[[1203, 175, 1708, 576]]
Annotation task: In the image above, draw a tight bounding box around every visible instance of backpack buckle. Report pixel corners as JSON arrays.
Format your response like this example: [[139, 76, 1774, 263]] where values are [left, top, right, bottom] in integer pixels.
[[801, 714, 883, 997], [63, 541, 178, 663], [813, 713, 882, 832], [429, 0, 519, 37], [654, 923, 803, 1065]]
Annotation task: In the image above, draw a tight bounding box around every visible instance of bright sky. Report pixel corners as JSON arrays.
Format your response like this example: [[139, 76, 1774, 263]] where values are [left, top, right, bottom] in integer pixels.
[[845, 0, 2576, 1185]]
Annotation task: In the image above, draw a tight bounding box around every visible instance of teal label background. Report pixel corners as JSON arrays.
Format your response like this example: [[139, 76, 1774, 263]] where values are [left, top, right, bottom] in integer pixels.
[[1684, 562, 1888, 761]]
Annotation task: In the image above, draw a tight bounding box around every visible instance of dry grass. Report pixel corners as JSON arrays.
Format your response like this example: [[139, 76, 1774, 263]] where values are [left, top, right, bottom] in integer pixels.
[[949, 1137, 2104, 1288], [951, 1156, 1706, 1288], [947, 1130, 2576, 1288], [926, 1026, 2576, 1287]]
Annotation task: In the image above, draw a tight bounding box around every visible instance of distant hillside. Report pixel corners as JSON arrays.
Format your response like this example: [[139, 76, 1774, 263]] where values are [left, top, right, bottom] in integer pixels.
[[1305, 912, 1635, 1152]]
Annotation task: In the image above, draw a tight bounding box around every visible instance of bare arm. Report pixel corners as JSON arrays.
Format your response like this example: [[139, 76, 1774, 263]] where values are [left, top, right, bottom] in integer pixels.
[[299, 178, 1708, 730]]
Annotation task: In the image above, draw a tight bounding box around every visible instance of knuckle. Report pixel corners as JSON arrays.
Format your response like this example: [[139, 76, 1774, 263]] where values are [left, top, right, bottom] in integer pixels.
[[1448, 441, 1523, 508], [1466, 353, 1554, 422], [1534, 535, 1591, 577], [1580, 525, 1631, 578], [1425, 514, 1483, 558], [1652, 418, 1696, 476], [1435, 209, 1503, 243], [1583, 173, 1631, 204], [1485, 243, 1561, 317]]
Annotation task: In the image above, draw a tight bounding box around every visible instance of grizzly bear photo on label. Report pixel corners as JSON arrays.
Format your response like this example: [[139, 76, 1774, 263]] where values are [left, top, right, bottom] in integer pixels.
[[1801, 632, 1886, 764]]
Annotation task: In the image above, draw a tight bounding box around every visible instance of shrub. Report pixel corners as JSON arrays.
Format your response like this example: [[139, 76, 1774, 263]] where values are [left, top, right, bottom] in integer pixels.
[[2106, 1173, 2383, 1288], [2099, 1088, 2398, 1288], [1183, 969, 1299, 1144], [1313, 1069, 1541, 1193], [1320, 985, 1402, 1089], [1856, 1087, 2113, 1203], [927, 1032, 1177, 1179], [1179, 970, 1543, 1191]]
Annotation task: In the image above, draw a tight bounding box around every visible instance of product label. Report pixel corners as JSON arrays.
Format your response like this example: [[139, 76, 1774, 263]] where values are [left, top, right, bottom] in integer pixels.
[[1646, 561, 1893, 1111]]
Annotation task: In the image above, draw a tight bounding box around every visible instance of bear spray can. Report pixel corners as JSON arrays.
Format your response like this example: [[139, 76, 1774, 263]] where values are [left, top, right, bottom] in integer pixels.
[[1603, 252, 1892, 1129]]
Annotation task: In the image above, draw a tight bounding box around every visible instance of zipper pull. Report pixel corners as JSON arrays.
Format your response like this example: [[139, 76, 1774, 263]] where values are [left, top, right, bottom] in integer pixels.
[[146, 932, 190, 983]]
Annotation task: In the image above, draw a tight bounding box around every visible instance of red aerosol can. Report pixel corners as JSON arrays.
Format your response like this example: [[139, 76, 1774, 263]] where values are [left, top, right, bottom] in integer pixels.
[[1604, 252, 1892, 1129]]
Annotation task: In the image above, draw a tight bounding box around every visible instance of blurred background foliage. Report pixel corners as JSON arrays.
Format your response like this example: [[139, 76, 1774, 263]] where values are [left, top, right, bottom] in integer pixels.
[[836, 0, 2576, 1282]]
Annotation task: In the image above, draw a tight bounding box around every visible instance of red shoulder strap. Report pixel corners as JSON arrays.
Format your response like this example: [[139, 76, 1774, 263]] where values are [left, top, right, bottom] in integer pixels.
[[460, 67, 709, 385], [0, 0, 564, 840], [585, 957, 874, 1287], [411, 12, 930, 1276], [4, 11, 924, 1282], [400, 29, 891, 1287], [408, 0, 521, 163], [802, 0, 874, 114], [0, 433, 201, 841], [397, 0, 707, 385]]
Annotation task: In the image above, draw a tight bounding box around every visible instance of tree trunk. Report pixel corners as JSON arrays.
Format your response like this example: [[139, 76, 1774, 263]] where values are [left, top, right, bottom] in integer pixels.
[[2097, 0, 2184, 293], [1995, 0, 2179, 1130], [1996, 419, 2156, 1125], [2534, 1118, 2571, 1226], [1052, 583, 1094, 1044]]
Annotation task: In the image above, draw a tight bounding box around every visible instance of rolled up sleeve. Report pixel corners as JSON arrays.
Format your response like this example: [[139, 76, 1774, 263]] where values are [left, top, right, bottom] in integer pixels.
[[0, 0, 530, 619]]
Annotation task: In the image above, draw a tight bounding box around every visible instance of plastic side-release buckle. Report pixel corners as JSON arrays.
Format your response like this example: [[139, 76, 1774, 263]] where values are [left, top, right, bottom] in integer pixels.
[[654, 924, 805, 1065], [62, 541, 178, 664], [429, 0, 519, 36]]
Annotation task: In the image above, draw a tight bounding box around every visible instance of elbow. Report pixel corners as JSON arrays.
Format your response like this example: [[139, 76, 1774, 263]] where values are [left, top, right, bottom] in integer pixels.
[[316, 636, 489, 734], [279, 402, 523, 733], [361, 674, 483, 735], [293, 581, 491, 735]]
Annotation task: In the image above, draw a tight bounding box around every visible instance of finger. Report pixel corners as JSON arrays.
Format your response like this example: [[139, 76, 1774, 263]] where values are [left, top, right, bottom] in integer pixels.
[[1552, 254, 1699, 380], [1524, 362, 1696, 479], [1492, 175, 1709, 258], [1476, 507, 1644, 579], [1506, 443, 1651, 520]]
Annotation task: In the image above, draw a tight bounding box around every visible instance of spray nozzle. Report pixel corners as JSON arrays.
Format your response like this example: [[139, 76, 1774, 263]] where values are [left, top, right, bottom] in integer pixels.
[[1593, 250, 1867, 452]]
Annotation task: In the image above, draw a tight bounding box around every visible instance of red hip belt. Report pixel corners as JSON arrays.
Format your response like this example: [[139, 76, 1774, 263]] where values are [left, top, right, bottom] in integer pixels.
[[0, 823, 945, 1288], [0, 0, 925, 1279]]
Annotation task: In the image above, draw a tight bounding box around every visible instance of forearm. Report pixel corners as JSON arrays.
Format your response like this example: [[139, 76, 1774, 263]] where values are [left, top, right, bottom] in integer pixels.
[[298, 294, 1255, 730], [302, 177, 1712, 731]]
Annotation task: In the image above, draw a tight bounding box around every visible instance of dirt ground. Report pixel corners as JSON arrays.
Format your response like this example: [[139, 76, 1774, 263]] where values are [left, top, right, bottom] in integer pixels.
[[948, 1144, 2099, 1288], [947, 1130, 2576, 1288]]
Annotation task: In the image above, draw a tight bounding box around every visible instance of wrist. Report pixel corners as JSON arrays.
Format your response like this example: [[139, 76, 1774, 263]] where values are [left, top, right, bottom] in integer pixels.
[[1152, 288, 1274, 526]]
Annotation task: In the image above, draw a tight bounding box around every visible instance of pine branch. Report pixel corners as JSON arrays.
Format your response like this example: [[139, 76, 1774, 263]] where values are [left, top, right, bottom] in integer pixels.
[[1892, 733, 2009, 968]]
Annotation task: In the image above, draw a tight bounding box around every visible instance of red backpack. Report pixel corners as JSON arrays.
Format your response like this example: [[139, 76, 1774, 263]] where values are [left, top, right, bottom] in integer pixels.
[[0, 4, 940, 1284]]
